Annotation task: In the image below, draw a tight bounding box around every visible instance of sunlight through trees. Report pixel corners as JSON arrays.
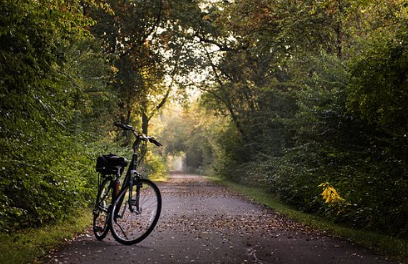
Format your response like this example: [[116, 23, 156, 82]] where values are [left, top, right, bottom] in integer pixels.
[[1, 0, 408, 238]]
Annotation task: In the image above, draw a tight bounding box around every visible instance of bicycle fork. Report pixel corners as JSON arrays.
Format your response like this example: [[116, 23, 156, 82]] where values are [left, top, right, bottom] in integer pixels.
[[129, 172, 142, 214]]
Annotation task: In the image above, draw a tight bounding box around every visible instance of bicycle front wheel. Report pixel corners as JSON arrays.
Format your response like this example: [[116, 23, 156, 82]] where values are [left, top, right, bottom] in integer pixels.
[[93, 177, 113, 240], [110, 178, 162, 245]]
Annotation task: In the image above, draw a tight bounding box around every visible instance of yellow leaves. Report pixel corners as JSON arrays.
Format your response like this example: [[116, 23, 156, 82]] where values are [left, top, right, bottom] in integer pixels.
[[318, 182, 346, 204], [110, 65, 119, 74], [318, 182, 351, 216]]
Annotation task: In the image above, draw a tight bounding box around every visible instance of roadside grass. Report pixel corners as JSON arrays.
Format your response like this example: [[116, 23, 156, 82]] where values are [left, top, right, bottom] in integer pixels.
[[2, 175, 407, 263], [0, 209, 92, 264], [208, 177, 408, 263], [0, 173, 167, 264]]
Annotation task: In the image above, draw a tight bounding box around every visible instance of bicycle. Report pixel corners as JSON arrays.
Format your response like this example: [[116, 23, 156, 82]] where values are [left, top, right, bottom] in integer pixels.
[[93, 122, 162, 245]]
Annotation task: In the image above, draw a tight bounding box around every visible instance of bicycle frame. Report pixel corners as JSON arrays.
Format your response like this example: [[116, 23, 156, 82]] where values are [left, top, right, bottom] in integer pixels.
[[112, 125, 160, 217], [126, 132, 144, 179], [94, 122, 162, 244]]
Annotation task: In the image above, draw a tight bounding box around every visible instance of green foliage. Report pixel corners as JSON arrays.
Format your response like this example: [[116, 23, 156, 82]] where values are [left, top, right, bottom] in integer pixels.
[[143, 151, 168, 181], [218, 178, 408, 261], [347, 28, 408, 140], [190, 0, 408, 238], [156, 103, 222, 174], [0, 133, 95, 231], [2, 0, 408, 242], [343, 21, 408, 234], [0, 0, 115, 232], [0, 209, 92, 264], [88, 0, 206, 135], [260, 53, 408, 235]]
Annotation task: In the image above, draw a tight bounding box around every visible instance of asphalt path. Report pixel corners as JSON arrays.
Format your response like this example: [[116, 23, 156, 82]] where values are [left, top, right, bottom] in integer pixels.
[[44, 173, 403, 264]]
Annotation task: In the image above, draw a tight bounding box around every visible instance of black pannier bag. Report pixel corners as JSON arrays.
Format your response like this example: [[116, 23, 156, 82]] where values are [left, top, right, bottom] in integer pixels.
[[96, 153, 128, 174]]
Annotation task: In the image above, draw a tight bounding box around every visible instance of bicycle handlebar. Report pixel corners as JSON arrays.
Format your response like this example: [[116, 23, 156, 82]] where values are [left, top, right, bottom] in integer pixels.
[[114, 122, 162, 147], [114, 122, 135, 131]]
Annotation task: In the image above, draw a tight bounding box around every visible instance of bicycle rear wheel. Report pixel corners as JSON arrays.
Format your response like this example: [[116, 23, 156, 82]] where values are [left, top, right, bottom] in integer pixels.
[[110, 178, 162, 245], [93, 177, 113, 240]]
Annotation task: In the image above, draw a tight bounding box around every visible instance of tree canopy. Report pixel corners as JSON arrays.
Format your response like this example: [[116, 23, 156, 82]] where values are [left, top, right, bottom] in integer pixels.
[[1, 0, 408, 238], [172, 0, 408, 236]]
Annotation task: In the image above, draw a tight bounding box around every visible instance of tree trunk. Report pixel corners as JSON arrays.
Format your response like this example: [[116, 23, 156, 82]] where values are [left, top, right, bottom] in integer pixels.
[[142, 111, 149, 135]]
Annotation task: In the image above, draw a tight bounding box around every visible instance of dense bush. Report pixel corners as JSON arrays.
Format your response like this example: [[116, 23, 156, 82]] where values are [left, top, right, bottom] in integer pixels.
[[213, 52, 408, 236], [192, 0, 408, 237], [270, 54, 408, 235], [0, 0, 113, 232]]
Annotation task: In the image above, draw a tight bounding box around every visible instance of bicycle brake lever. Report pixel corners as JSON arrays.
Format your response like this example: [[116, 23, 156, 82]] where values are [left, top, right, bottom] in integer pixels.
[[149, 137, 163, 147]]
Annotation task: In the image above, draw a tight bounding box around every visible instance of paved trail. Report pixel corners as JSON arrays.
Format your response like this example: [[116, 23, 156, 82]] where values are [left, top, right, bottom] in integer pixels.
[[44, 173, 403, 264]]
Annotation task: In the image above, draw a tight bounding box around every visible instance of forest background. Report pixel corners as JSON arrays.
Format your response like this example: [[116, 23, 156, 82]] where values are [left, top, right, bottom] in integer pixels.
[[1, 0, 408, 240]]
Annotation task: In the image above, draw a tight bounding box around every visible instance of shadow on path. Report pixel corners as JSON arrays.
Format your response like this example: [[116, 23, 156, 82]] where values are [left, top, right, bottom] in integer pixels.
[[44, 172, 403, 264]]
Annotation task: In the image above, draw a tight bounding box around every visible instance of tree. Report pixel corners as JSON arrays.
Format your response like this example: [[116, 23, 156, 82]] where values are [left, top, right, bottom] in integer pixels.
[[183, 0, 408, 236], [88, 0, 207, 136], [348, 28, 408, 140], [0, 0, 111, 231], [155, 102, 224, 174]]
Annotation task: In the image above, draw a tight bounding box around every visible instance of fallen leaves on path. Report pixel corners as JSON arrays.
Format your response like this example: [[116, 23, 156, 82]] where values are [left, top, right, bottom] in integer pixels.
[[157, 174, 326, 241]]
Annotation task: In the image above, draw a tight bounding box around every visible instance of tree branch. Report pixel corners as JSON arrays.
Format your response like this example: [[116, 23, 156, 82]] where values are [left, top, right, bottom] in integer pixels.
[[148, 45, 182, 121], [201, 44, 248, 139]]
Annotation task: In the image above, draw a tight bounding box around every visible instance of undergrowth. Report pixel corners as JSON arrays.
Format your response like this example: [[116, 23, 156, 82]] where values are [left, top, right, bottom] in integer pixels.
[[211, 177, 408, 263], [0, 209, 92, 264]]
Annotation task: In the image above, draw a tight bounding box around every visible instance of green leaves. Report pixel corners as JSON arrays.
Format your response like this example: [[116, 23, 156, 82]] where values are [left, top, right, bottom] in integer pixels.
[[1, 0, 408, 239], [0, 0, 111, 232], [347, 32, 408, 138], [196, 0, 408, 237]]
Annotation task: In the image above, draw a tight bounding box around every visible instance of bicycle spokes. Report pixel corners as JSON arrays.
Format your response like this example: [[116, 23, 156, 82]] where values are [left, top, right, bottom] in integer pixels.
[[110, 179, 162, 245], [93, 178, 113, 240]]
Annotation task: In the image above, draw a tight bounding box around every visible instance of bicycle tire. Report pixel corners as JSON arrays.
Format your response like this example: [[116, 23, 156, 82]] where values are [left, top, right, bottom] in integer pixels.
[[93, 177, 113, 240], [110, 178, 162, 245]]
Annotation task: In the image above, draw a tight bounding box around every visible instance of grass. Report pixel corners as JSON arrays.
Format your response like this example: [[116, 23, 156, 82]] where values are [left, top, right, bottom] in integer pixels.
[[0, 175, 166, 264], [2, 176, 407, 263], [210, 177, 408, 263], [0, 209, 92, 264]]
